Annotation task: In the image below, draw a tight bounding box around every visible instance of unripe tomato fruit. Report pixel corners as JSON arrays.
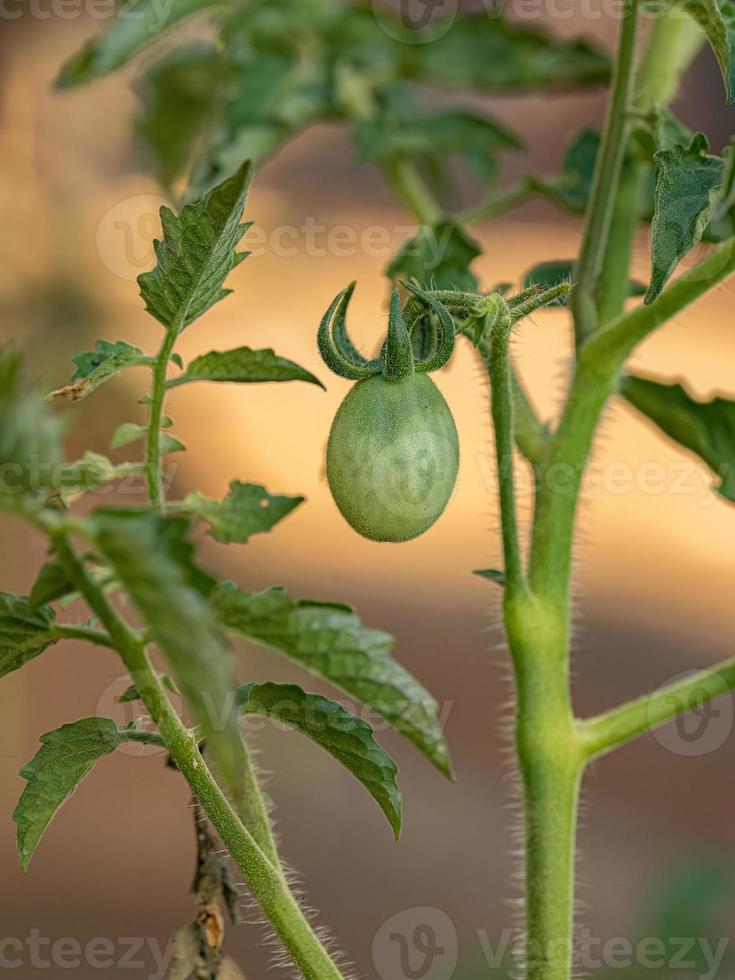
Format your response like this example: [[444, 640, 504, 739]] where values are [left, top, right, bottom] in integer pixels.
[[326, 373, 459, 542]]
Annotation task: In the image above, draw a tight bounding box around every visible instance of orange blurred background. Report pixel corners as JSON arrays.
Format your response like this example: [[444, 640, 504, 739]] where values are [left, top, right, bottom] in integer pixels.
[[1, 10, 735, 978]]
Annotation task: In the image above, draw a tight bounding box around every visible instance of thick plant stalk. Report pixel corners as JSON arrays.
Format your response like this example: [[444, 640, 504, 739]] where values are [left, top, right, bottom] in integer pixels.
[[486, 295, 584, 979], [505, 587, 584, 980]]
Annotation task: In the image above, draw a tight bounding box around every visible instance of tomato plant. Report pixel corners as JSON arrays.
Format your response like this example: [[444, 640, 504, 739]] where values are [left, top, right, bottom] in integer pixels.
[[3, 1, 735, 979]]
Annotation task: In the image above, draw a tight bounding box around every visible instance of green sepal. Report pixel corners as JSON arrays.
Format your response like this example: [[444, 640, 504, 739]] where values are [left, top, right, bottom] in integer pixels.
[[402, 283, 456, 373], [382, 289, 414, 381], [330, 281, 372, 367], [318, 287, 377, 380]]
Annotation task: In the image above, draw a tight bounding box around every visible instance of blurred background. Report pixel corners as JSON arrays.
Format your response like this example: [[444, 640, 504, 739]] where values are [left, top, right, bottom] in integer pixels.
[[1, 4, 735, 978]]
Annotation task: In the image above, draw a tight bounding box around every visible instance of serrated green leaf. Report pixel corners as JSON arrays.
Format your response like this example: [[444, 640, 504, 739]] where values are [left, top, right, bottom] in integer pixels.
[[110, 422, 146, 451], [138, 162, 252, 332], [135, 44, 225, 189], [646, 135, 726, 303], [50, 341, 149, 402], [239, 681, 401, 837], [0, 346, 63, 500], [622, 374, 735, 502], [0, 593, 59, 679], [355, 104, 520, 197], [388, 221, 481, 292], [473, 569, 506, 586], [56, 0, 225, 88], [183, 481, 304, 544], [13, 717, 126, 869], [212, 583, 452, 777], [408, 15, 610, 91], [171, 347, 324, 388], [91, 512, 244, 796], [30, 561, 75, 612]]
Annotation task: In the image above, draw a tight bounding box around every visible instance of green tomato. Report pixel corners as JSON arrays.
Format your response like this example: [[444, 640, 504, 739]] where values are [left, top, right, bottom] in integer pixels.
[[326, 373, 459, 542]]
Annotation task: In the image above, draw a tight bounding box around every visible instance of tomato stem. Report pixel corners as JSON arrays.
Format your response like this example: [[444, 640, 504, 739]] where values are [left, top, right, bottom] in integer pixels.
[[570, 0, 641, 347], [51, 533, 349, 980], [579, 657, 735, 759], [144, 327, 177, 512], [485, 297, 525, 594]]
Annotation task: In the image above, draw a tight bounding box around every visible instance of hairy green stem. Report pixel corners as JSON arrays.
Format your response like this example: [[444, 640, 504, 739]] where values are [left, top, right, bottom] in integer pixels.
[[579, 657, 735, 759], [505, 593, 583, 980], [122, 729, 167, 747], [53, 623, 117, 649], [520, 179, 735, 980], [52, 535, 347, 980], [527, 357, 617, 604], [571, 0, 641, 345], [401, 287, 552, 470], [486, 299, 524, 593], [511, 373, 550, 467], [236, 743, 282, 868], [143, 324, 287, 873], [145, 329, 177, 511]]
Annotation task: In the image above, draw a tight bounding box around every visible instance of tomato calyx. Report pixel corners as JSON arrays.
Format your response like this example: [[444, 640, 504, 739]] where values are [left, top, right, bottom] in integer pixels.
[[317, 281, 457, 382], [317, 278, 573, 381]]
